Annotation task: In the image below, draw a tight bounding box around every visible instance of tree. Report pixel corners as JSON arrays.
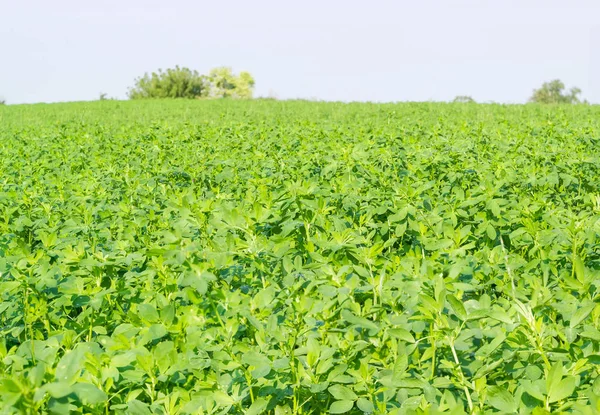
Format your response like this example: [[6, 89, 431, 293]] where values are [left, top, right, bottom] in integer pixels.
[[453, 95, 475, 103], [128, 66, 255, 100], [128, 66, 208, 99], [207, 67, 255, 99], [234, 71, 256, 99], [529, 79, 582, 104]]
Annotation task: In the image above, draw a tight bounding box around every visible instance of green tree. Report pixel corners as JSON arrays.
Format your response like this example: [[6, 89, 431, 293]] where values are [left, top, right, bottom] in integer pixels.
[[234, 71, 256, 99], [529, 79, 582, 104], [453, 95, 475, 103], [208, 67, 255, 99], [128, 66, 208, 99]]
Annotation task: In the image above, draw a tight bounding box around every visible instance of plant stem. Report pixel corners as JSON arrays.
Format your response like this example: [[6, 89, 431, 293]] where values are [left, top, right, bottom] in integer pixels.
[[500, 235, 516, 300], [450, 340, 473, 413]]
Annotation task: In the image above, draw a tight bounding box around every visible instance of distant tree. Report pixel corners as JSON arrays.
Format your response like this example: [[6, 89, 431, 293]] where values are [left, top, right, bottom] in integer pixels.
[[529, 79, 582, 104], [99, 93, 108, 101], [235, 71, 256, 99], [0, 96, 5, 105], [208, 67, 255, 99], [128, 66, 208, 99], [453, 95, 475, 103]]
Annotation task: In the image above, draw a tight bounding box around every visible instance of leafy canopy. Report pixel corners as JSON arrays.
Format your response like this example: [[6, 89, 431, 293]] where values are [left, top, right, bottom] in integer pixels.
[[128, 66, 208, 99], [207, 67, 255, 99], [0, 100, 599, 414], [128, 66, 255, 100], [529, 79, 582, 104]]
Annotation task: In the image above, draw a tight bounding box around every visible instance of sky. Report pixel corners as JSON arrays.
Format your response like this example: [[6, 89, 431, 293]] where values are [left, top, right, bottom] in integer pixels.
[[1, 0, 599, 104]]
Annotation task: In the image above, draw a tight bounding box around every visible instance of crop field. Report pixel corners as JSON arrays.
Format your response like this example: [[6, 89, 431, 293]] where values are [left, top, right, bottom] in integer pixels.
[[1, 100, 600, 414]]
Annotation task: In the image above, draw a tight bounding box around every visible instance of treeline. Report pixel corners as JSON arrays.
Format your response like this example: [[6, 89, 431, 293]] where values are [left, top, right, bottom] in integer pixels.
[[455, 79, 586, 104], [127, 66, 255, 100], [0, 75, 590, 105]]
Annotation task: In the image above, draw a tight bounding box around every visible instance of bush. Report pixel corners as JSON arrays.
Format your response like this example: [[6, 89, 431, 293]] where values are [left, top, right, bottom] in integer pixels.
[[453, 95, 475, 103], [529, 80, 582, 104], [128, 66, 208, 99], [128, 66, 255, 100], [207, 67, 255, 99]]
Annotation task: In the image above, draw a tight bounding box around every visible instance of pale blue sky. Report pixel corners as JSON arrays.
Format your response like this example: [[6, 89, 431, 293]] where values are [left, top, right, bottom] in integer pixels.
[[1, 0, 598, 104]]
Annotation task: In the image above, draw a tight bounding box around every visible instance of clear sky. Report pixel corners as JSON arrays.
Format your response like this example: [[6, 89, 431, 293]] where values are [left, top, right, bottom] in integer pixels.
[[1, 0, 598, 104]]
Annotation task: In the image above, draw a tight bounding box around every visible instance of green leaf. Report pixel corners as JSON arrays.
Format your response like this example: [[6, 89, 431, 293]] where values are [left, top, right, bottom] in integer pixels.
[[419, 294, 442, 314], [424, 239, 454, 251], [580, 329, 600, 341], [487, 386, 518, 413], [142, 324, 168, 342], [486, 224, 496, 240], [570, 304, 595, 328], [522, 380, 546, 402], [447, 294, 467, 321], [242, 351, 271, 378], [213, 391, 235, 406], [329, 400, 354, 414], [274, 405, 293, 415], [574, 256, 586, 284], [548, 376, 576, 403], [137, 303, 159, 323], [72, 383, 108, 405], [546, 362, 563, 396], [487, 308, 513, 324], [44, 382, 73, 399], [127, 399, 152, 415], [246, 397, 269, 415], [388, 328, 415, 343], [341, 310, 379, 332], [356, 397, 374, 413], [242, 351, 271, 367], [55, 347, 86, 383], [593, 376, 600, 396], [488, 199, 501, 217], [328, 384, 358, 401], [434, 274, 446, 306]]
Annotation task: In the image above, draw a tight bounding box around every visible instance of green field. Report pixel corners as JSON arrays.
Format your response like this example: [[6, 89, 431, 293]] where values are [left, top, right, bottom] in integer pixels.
[[1, 100, 600, 414]]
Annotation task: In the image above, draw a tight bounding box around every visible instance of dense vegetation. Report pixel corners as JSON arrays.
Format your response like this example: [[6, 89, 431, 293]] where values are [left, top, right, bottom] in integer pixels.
[[529, 80, 583, 105], [0, 100, 599, 414], [128, 67, 255, 100]]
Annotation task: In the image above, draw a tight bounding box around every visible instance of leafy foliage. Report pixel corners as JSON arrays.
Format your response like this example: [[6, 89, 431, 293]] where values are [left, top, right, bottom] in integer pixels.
[[98, 93, 116, 101], [128, 66, 255, 100], [0, 100, 600, 414], [128, 66, 209, 99], [529, 80, 582, 104], [208, 67, 255, 99], [452, 96, 475, 103]]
